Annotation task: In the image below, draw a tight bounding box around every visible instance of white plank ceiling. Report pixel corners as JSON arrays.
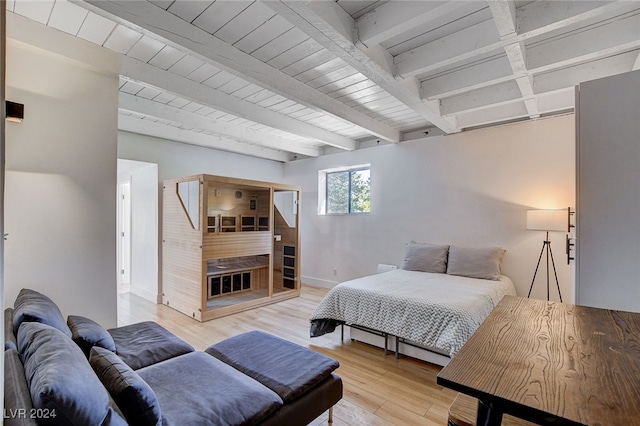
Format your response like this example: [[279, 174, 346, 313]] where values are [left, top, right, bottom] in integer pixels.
[[7, 0, 640, 161]]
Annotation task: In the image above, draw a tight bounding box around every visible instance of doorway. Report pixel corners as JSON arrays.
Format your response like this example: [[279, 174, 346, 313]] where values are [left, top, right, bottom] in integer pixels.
[[116, 159, 159, 304]]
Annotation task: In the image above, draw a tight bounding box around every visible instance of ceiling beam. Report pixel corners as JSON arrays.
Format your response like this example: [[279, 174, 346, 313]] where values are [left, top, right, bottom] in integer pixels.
[[355, 1, 476, 48], [423, 28, 640, 100], [536, 88, 575, 115], [442, 50, 637, 117], [118, 114, 292, 162], [421, 55, 516, 100], [119, 93, 323, 158], [397, 1, 628, 78], [422, 7, 640, 101], [516, 0, 624, 38], [264, 0, 458, 134], [454, 88, 577, 128], [441, 80, 522, 116], [534, 51, 639, 94], [488, 0, 539, 118], [487, 0, 516, 37], [526, 12, 640, 72], [456, 101, 529, 129], [77, 0, 399, 142], [120, 55, 357, 151], [395, 19, 503, 78]]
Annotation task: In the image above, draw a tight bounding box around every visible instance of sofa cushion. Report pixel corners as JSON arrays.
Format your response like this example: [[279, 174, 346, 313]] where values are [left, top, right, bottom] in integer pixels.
[[206, 331, 340, 402], [108, 321, 194, 370], [68, 315, 117, 357], [17, 322, 127, 426], [138, 351, 282, 426], [90, 347, 162, 426], [4, 348, 36, 426], [13, 288, 72, 338], [5, 308, 17, 351]]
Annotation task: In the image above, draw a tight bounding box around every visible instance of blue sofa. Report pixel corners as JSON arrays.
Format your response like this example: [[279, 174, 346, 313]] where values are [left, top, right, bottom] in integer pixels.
[[4, 289, 342, 425]]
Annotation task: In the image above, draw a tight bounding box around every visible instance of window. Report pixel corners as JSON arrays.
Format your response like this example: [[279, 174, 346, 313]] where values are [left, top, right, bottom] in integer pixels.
[[318, 165, 370, 215]]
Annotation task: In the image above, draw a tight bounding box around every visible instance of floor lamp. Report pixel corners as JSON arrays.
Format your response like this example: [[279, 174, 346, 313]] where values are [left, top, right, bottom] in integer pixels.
[[526, 209, 566, 302]]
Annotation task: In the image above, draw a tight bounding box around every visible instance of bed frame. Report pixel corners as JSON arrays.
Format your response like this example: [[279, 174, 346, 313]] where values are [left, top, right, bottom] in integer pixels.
[[341, 324, 451, 366]]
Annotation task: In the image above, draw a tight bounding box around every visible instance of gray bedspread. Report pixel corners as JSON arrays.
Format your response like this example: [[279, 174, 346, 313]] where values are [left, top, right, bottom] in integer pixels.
[[310, 269, 516, 357]]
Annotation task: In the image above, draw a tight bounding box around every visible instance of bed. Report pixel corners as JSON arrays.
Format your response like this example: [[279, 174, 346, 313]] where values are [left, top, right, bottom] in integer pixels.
[[310, 243, 517, 365]]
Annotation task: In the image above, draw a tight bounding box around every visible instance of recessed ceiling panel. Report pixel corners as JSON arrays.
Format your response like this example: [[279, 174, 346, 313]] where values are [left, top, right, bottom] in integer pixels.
[[127, 36, 166, 63], [13, 0, 54, 24], [77, 12, 117, 45], [47, 0, 87, 36], [103, 25, 142, 54]]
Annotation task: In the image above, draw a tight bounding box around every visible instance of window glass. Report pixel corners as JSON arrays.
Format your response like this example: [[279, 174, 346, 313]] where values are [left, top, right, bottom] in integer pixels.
[[320, 166, 370, 215], [350, 169, 370, 214], [327, 171, 349, 214]]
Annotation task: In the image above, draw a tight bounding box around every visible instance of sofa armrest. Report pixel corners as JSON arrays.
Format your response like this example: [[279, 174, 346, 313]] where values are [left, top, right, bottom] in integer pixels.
[[5, 308, 17, 351], [4, 348, 37, 426]]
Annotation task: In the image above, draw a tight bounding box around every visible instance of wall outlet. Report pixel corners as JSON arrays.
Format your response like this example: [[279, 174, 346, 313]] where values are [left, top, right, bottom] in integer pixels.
[[333, 269, 337, 276]]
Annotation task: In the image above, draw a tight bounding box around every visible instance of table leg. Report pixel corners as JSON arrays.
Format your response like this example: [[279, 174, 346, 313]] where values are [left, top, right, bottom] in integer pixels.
[[476, 399, 503, 426]]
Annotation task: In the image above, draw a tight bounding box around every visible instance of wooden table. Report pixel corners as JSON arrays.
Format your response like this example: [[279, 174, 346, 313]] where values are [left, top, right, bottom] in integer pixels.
[[437, 295, 640, 426], [448, 394, 537, 426]]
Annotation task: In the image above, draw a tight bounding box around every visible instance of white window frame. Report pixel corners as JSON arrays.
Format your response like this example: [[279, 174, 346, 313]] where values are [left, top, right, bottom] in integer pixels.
[[318, 164, 370, 215]]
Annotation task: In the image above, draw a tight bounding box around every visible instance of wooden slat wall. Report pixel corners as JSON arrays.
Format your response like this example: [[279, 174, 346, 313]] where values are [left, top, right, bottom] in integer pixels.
[[202, 232, 272, 259], [162, 178, 204, 321], [254, 267, 270, 290], [273, 206, 299, 290]]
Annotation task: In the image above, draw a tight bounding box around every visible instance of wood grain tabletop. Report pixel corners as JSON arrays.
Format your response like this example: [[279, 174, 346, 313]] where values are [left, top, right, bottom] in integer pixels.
[[437, 295, 640, 426]]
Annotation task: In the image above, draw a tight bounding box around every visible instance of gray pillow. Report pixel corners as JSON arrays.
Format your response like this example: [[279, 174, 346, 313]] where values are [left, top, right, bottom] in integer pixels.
[[17, 322, 126, 426], [68, 315, 117, 357], [402, 242, 450, 273], [13, 288, 72, 338], [446, 245, 505, 280], [90, 347, 162, 426]]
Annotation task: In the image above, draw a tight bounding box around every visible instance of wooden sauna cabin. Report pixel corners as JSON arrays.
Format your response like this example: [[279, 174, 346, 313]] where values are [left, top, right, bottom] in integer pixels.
[[162, 174, 301, 321]]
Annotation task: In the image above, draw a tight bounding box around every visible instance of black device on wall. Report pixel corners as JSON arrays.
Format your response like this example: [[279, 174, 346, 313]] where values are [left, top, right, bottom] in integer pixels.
[[6, 101, 24, 122]]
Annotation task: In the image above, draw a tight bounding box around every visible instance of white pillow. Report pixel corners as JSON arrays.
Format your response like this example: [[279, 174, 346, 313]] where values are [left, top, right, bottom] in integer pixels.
[[446, 245, 505, 280], [402, 242, 449, 273]]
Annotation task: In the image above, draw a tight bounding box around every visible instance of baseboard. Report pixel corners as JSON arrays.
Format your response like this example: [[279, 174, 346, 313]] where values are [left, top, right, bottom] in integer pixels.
[[301, 276, 339, 289], [129, 286, 160, 304]]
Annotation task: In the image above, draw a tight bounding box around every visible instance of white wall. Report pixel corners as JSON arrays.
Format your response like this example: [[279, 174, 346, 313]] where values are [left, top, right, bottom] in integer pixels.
[[284, 114, 575, 300], [4, 39, 119, 326], [118, 131, 284, 183]]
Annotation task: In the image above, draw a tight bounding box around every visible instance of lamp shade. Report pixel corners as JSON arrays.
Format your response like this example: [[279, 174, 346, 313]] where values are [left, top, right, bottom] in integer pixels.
[[526, 209, 567, 232]]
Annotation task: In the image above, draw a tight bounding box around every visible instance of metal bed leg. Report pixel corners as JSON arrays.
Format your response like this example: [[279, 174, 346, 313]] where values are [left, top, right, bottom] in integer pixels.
[[395, 336, 399, 359], [341, 324, 344, 342], [328, 406, 333, 423], [384, 333, 388, 355]]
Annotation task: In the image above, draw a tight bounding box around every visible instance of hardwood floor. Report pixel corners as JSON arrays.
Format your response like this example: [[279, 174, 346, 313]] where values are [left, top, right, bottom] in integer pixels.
[[117, 285, 458, 426]]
